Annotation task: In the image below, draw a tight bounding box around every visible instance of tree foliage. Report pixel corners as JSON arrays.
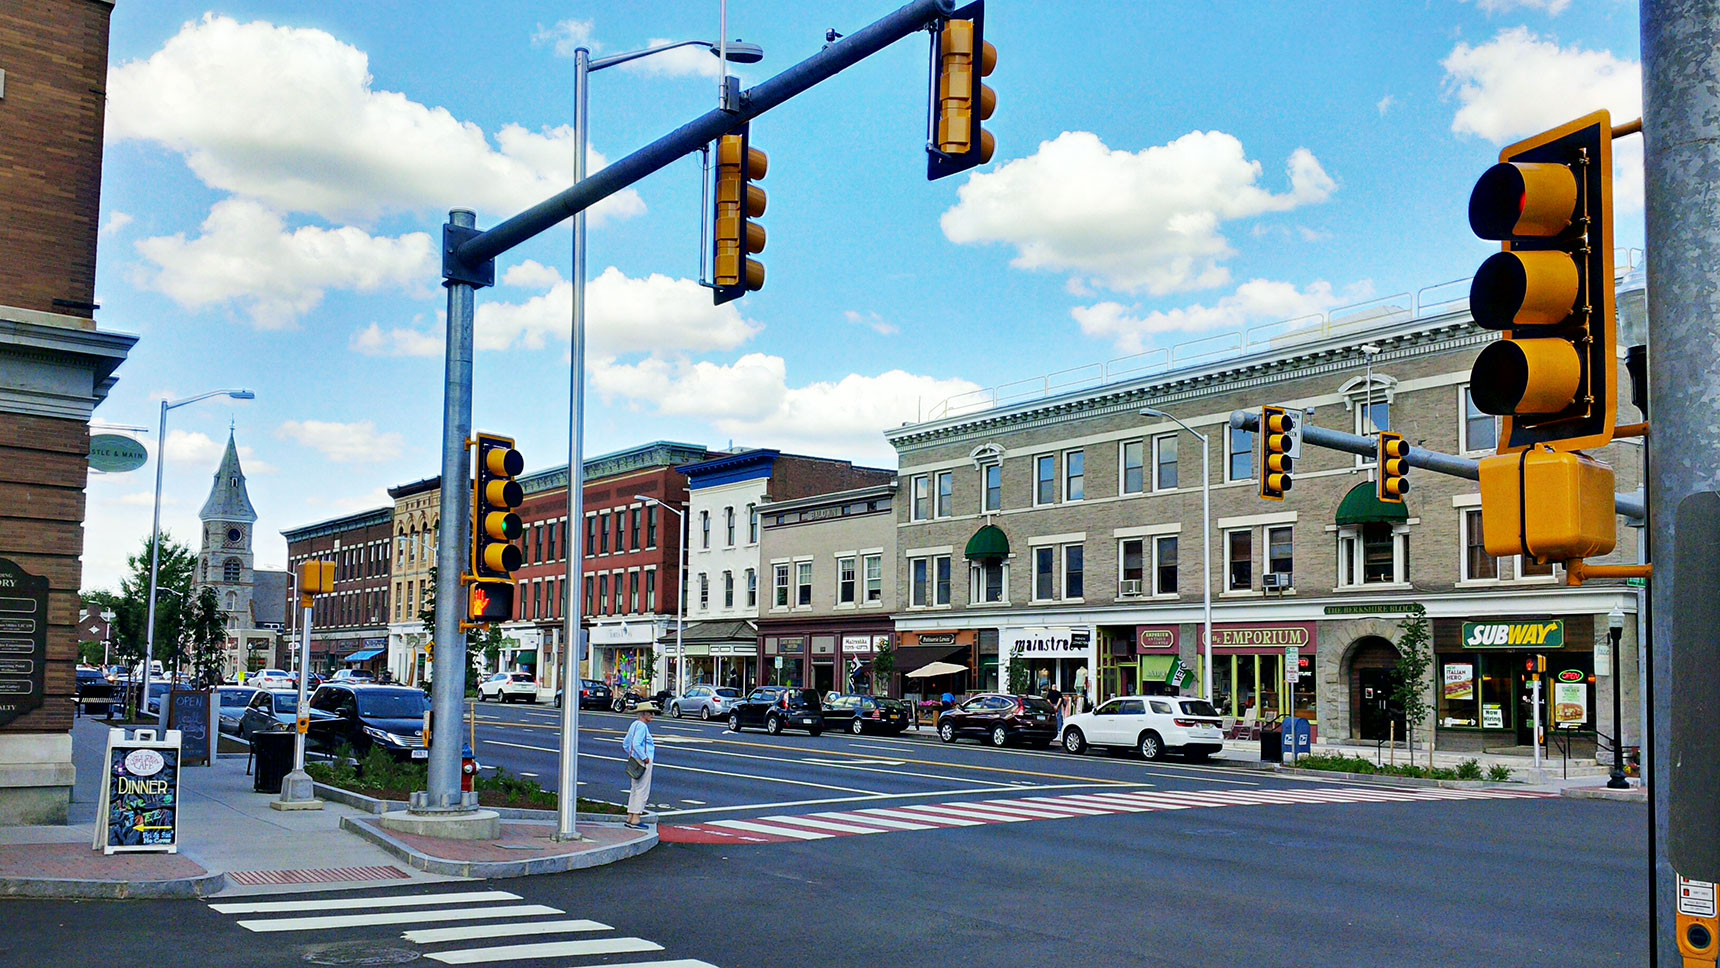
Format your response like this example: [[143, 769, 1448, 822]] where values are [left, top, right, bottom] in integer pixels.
[[186, 586, 228, 685], [1392, 606, 1434, 766]]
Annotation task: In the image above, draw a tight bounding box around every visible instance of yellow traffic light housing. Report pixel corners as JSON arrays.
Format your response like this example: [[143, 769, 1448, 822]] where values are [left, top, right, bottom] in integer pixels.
[[1466, 110, 1616, 453], [712, 123, 767, 305], [1377, 432, 1410, 504], [1258, 405, 1295, 501], [470, 432, 523, 625], [927, 1, 996, 181], [296, 560, 335, 606], [1477, 446, 1616, 563]]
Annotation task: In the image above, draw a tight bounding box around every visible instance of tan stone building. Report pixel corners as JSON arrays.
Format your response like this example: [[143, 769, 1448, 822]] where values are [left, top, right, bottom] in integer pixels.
[[386, 476, 440, 684], [886, 280, 1647, 758]]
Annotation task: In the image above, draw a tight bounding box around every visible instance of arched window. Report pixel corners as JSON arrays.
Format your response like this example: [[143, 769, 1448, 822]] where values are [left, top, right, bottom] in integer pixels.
[[225, 591, 238, 611], [223, 558, 242, 582]]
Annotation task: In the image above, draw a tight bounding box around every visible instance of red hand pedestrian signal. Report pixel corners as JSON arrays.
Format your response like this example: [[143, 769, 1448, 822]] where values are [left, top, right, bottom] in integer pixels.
[[468, 582, 513, 623]]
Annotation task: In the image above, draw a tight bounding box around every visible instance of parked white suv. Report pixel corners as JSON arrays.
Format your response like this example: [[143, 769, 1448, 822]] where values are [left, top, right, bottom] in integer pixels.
[[1060, 695, 1225, 761], [478, 672, 541, 704]]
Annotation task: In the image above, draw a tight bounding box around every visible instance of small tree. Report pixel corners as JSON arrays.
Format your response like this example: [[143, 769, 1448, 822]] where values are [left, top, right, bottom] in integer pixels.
[[871, 642, 895, 695], [1007, 649, 1034, 695], [185, 586, 228, 686], [1392, 606, 1434, 768]]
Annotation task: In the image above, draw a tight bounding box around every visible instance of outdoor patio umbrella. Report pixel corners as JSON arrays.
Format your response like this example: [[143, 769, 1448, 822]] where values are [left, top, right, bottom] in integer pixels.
[[905, 660, 967, 678]]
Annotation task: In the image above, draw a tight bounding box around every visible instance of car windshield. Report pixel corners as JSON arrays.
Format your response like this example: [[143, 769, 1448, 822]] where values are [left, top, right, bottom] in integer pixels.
[[715, 688, 740, 698], [1179, 700, 1220, 718], [147, 683, 171, 698], [219, 690, 255, 706], [271, 692, 299, 712], [357, 690, 430, 719], [1019, 697, 1057, 714]]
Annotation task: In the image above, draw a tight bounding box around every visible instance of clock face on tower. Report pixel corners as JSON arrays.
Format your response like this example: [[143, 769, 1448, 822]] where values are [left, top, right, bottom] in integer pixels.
[[226, 527, 244, 546]]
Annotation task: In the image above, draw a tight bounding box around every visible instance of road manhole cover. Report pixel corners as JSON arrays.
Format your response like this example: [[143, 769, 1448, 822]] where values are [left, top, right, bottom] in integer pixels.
[[301, 941, 421, 965]]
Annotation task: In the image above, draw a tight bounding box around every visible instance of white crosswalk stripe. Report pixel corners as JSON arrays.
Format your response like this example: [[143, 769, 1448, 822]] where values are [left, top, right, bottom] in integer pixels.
[[707, 818, 832, 839], [759, 815, 888, 835], [206, 887, 723, 967]]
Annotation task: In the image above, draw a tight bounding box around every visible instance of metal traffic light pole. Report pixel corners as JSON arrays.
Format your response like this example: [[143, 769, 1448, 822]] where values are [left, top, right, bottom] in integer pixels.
[[428, 0, 961, 819]]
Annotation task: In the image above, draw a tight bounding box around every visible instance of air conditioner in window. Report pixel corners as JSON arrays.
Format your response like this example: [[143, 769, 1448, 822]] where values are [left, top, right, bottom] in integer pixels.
[[1119, 579, 1143, 597], [1263, 572, 1293, 591]]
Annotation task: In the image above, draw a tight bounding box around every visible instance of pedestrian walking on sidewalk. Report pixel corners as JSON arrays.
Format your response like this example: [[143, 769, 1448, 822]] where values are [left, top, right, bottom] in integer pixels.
[[623, 702, 657, 830]]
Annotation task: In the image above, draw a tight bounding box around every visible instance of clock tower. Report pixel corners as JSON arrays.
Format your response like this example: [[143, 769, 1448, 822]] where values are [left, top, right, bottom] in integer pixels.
[[195, 430, 258, 635]]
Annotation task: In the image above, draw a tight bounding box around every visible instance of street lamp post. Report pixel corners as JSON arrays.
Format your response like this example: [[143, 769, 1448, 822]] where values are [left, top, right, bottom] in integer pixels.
[[635, 496, 688, 697], [1141, 408, 1213, 706], [142, 388, 253, 716], [1607, 605, 1630, 789], [100, 608, 115, 668], [554, 37, 763, 843]]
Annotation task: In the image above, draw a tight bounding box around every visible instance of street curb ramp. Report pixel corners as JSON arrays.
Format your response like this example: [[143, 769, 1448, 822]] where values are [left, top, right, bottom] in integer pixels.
[[339, 816, 656, 879]]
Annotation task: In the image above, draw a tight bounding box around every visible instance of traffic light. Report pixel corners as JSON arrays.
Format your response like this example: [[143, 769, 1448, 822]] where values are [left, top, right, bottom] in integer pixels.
[[470, 432, 522, 624], [1377, 432, 1410, 504], [1466, 110, 1616, 453], [927, 1, 996, 181], [712, 124, 767, 305], [1258, 405, 1295, 501], [1477, 444, 1615, 562]]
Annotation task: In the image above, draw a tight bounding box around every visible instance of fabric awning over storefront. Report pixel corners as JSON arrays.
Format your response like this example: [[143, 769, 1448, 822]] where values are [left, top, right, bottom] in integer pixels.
[[964, 524, 1010, 560], [1335, 481, 1409, 526], [342, 648, 383, 663]]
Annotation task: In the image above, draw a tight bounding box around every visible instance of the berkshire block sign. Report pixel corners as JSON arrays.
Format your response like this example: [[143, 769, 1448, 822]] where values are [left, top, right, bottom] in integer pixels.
[[0, 558, 49, 727]]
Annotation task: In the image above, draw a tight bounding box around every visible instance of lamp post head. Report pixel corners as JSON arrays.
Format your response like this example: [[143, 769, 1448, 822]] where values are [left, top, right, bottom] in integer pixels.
[[101, 609, 116, 623], [709, 40, 765, 63], [633, 494, 657, 505], [1608, 605, 1626, 632], [1140, 407, 1168, 419], [229, 390, 256, 401]]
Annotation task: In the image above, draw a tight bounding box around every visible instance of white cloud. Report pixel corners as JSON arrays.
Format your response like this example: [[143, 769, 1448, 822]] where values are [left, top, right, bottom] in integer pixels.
[[844, 310, 899, 336], [1465, 0, 1572, 15], [307, 486, 396, 515], [591, 354, 977, 464], [1376, 94, 1397, 116], [617, 39, 723, 79], [107, 14, 643, 225], [532, 19, 595, 57], [352, 321, 444, 358], [1072, 278, 1374, 355], [276, 419, 404, 463], [1444, 28, 1642, 209], [134, 198, 435, 328], [162, 429, 276, 474], [941, 130, 1336, 295], [101, 211, 133, 235], [476, 264, 761, 358]]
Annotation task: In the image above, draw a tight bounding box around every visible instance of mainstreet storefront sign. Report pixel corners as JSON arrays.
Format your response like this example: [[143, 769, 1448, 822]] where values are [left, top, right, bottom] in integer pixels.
[[1201, 621, 1318, 654], [1461, 620, 1565, 649], [0, 558, 49, 727]]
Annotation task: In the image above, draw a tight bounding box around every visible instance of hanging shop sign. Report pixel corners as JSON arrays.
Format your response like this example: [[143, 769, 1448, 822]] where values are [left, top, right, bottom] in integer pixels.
[[93, 728, 182, 854], [915, 632, 958, 646], [88, 434, 149, 474], [1461, 620, 1565, 649], [1136, 625, 1179, 653], [1202, 622, 1316, 652], [0, 558, 49, 728]]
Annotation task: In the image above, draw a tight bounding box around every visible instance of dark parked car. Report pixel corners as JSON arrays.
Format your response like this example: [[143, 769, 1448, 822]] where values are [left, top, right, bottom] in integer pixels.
[[75, 667, 115, 716], [936, 693, 1060, 747], [728, 687, 830, 736], [826, 694, 912, 734], [237, 689, 336, 742], [310, 683, 432, 760], [554, 679, 612, 710], [216, 685, 259, 735]]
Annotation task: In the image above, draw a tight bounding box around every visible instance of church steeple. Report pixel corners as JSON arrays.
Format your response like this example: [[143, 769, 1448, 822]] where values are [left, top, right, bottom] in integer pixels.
[[199, 430, 258, 524]]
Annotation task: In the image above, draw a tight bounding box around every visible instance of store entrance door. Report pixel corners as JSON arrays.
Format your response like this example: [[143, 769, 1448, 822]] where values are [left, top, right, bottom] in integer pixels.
[[812, 660, 835, 694], [1356, 668, 1401, 741]]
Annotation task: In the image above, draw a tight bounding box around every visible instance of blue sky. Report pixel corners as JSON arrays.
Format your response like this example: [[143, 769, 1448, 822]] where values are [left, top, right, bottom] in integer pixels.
[[82, 0, 1644, 591]]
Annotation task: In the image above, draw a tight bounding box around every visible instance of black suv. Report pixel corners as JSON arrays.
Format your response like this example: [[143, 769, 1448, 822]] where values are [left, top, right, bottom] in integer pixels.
[[937, 693, 1060, 747], [308, 683, 431, 761], [728, 687, 837, 736]]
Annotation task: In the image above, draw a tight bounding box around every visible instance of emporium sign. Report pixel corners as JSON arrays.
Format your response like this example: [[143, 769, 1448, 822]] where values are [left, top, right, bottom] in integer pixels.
[[1201, 622, 1317, 651]]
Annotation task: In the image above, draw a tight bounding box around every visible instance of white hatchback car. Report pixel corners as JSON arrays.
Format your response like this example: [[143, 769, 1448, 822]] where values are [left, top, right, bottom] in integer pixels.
[[478, 672, 541, 703], [1059, 695, 1226, 761]]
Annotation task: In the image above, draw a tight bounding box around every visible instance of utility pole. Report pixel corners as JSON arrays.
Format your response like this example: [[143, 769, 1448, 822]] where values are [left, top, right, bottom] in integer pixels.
[[1643, 0, 1720, 960]]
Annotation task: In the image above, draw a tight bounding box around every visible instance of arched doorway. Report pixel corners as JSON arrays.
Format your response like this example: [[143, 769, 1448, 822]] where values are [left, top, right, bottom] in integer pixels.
[[1347, 636, 1404, 741]]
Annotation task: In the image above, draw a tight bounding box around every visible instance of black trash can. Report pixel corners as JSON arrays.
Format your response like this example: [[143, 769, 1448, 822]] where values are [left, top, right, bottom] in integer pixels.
[[1260, 728, 1284, 763], [252, 730, 296, 793]]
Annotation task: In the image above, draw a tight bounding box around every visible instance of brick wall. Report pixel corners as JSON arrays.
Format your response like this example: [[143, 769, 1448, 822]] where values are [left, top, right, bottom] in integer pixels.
[[770, 456, 894, 502], [0, 0, 112, 319]]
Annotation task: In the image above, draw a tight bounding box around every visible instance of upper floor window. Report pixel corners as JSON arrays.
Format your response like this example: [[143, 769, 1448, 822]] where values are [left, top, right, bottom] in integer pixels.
[[1462, 509, 1499, 582], [1266, 525, 1293, 585], [722, 570, 735, 608], [1120, 440, 1146, 495], [1155, 535, 1179, 596], [972, 558, 1007, 604], [911, 475, 930, 521], [796, 561, 814, 607], [700, 510, 710, 549], [745, 568, 757, 607], [1461, 385, 1499, 454], [629, 509, 640, 550], [1035, 455, 1057, 505], [725, 507, 736, 546], [600, 513, 611, 554], [909, 555, 952, 608], [837, 556, 857, 605], [863, 554, 883, 603], [646, 507, 659, 548], [1227, 425, 1254, 482], [586, 516, 596, 558], [1226, 529, 1253, 591], [747, 503, 759, 543], [697, 572, 710, 610], [773, 564, 790, 608], [1154, 434, 1178, 491], [1032, 542, 1083, 601], [1064, 450, 1085, 502], [983, 465, 1002, 513], [1338, 522, 1406, 587], [936, 471, 954, 518]]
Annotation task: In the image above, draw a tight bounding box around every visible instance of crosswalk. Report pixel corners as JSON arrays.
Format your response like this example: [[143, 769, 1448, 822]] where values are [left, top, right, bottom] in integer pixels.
[[207, 887, 719, 966], [659, 783, 1556, 845]]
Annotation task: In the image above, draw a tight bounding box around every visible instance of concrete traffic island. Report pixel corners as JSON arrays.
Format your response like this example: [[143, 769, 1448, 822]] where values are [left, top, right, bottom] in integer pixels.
[[377, 808, 502, 841], [344, 814, 655, 878]]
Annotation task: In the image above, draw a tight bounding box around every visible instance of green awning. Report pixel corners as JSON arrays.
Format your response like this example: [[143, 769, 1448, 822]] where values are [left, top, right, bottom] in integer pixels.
[[964, 524, 1010, 560], [1335, 481, 1409, 526]]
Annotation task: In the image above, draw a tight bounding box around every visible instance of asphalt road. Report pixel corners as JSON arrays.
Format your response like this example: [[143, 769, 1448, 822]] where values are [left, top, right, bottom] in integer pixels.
[[2, 701, 1648, 968]]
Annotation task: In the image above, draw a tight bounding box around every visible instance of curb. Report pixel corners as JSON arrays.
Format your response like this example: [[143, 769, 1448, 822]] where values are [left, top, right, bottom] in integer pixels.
[[339, 816, 656, 879], [312, 783, 649, 824], [1275, 766, 1514, 790], [1560, 786, 1648, 802], [0, 868, 226, 900]]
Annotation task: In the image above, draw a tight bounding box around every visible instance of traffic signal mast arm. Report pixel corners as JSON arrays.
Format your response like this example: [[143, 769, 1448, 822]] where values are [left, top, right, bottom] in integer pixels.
[[1225, 409, 1645, 522]]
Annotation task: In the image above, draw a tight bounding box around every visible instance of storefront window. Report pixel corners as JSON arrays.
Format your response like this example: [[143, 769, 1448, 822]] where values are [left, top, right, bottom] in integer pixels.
[[1361, 523, 1396, 583], [1439, 656, 1480, 727]]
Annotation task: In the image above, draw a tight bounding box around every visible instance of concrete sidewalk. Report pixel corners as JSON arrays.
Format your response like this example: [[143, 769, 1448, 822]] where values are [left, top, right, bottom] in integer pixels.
[[0, 718, 651, 899]]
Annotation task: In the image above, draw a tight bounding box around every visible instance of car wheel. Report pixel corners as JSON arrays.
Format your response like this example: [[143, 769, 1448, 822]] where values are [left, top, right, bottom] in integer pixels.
[[850, 718, 865, 734], [671, 703, 683, 719], [766, 716, 784, 736], [938, 721, 956, 743], [1139, 731, 1165, 761], [809, 728, 822, 737], [990, 725, 1010, 747], [729, 713, 742, 732], [1063, 727, 1088, 755], [701, 706, 711, 721]]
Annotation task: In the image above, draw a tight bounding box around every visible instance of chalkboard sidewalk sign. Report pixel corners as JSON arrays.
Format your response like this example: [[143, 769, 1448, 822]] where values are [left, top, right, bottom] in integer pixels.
[[168, 689, 214, 767], [92, 728, 182, 855]]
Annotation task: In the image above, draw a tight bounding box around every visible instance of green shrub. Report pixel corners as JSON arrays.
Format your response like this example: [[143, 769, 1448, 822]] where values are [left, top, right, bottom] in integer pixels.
[[1455, 758, 1484, 780], [1487, 763, 1514, 782]]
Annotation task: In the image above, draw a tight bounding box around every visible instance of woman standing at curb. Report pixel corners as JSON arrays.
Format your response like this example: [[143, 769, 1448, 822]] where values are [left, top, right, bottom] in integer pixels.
[[623, 702, 657, 830]]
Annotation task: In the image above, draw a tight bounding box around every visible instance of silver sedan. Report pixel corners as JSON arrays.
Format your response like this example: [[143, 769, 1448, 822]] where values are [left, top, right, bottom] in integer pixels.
[[669, 686, 742, 720]]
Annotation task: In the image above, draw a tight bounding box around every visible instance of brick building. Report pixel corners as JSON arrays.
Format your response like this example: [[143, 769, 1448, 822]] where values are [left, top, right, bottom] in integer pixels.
[[283, 508, 393, 675], [0, 0, 136, 823], [886, 279, 1647, 758]]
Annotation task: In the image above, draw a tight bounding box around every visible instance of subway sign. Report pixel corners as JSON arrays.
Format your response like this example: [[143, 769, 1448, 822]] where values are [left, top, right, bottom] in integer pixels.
[[1461, 620, 1565, 649]]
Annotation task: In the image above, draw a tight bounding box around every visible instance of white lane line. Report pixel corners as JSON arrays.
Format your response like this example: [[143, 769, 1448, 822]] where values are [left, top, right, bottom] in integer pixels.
[[680, 799, 707, 805], [210, 889, 521, 914], [236, 904, 562, 933], [758, 815, 886, 835], [850, 743, 912, 752], [426, 936, 662, 965], [403, 919, 610, 944], [707, 819, 832, 840], [865, 806, 979, 827], [481, 740, 882, 795], [823, 810, 941, 830]]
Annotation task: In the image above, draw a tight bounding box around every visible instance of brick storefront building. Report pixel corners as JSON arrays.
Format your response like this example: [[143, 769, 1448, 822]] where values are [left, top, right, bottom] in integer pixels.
[[283, 508, 393, 675], [0, 0, 137, 822]]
